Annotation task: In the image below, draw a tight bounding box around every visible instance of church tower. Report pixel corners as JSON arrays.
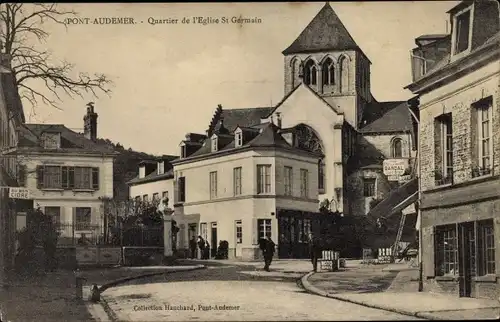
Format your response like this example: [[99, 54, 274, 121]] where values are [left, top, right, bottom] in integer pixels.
[[282, 2, 372, 129]]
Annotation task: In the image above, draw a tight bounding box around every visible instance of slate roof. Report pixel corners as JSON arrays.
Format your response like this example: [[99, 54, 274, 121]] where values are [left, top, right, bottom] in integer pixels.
[[220, 107, 272, 132], [359, 100, 412, 134], [282, 3, 361, 55], [422, 31, 500, 80], [179, 122, 320, 161], [17, 123, 118, 155], [127, 168, 174, 185], [367, 178, 418, 219]]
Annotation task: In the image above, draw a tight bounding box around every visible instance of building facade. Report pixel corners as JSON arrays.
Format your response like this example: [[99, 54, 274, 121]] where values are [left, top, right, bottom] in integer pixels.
[[127, 156, 177, 205], [5, 105, 118, 244], [172, 122, 320, 260], [0, 53, 26, 275], [407, 0, 500, 300], [157, 2, 420, 260]]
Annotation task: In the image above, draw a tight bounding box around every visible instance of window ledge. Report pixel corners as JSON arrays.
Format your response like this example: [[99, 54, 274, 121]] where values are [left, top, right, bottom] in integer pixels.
[[470, 172, 494, 182], [174, 202, 185, 207], [474, 275, 497, 283], [41, 188, 64, 192], [72, 189, 95, 193], [435, 275, 459, 282]]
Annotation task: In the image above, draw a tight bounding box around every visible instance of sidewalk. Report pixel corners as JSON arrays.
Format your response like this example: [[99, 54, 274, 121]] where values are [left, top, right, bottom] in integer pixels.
[[0, 270, 94, 322], [0, 264, 205, 322], [302, 262, 500, 320]]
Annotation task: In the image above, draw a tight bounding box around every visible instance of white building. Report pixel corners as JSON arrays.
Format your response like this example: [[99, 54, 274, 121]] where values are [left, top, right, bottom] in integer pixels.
[[6, 104, 118, 244], [127, 156, 178, 205], [172, 122, 321, 260]]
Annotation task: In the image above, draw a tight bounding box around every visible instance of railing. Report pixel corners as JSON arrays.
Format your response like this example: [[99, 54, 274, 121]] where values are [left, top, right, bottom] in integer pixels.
[[53, 223, 163, 247], [434, 170, 453, 186], [472, 167, 492, 179]]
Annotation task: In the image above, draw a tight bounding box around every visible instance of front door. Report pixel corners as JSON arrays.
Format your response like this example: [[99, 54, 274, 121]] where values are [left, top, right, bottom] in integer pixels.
[[277, 211, 313, 259], [211, 222, 218, 258], [235, 220, 242, 258], [458, 221, 475, 297], [188, 223, 198, 258]]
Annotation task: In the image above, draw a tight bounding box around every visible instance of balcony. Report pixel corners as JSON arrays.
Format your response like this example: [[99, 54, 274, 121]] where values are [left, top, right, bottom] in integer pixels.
[[434, 169, 453, 186], [472, 166, 492, 179]]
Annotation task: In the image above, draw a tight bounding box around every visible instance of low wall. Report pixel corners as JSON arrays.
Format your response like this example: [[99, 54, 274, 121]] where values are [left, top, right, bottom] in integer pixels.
[[31, 245, 122, 269]]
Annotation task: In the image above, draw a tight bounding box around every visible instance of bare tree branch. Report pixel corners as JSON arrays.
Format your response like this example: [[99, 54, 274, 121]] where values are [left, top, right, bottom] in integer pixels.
[[0, 3, 113, 110]]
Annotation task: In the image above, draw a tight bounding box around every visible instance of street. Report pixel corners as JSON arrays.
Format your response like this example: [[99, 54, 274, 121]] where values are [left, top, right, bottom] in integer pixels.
[[101, 262, 421, 321]]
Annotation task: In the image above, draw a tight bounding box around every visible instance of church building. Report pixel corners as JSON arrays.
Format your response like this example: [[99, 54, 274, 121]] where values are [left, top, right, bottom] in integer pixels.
[[170, 3, 418, 260]]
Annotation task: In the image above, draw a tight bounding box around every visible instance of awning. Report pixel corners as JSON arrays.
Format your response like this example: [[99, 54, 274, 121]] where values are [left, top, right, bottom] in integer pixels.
[[367, 178, 418, 219]]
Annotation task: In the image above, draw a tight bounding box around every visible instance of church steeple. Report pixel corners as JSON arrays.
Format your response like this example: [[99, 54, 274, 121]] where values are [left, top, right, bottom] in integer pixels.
[[282, 2, 360, 55]]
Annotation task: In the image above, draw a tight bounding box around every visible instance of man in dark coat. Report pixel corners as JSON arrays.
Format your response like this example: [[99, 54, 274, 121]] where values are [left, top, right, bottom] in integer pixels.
[[263, 236, 275, 272], [308, 233, 322, 272]]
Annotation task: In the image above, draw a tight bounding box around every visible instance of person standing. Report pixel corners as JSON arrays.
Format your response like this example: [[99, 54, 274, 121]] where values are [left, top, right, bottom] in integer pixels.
[[189, 236, 197, 259], [197, 236, 205, 260], [263, 236, 275, 272], [308, 232, 322, 272], [204, 240, 211, 260]]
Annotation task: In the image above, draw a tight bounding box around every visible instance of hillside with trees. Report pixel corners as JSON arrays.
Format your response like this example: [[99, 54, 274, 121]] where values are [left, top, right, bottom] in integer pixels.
[[96, 138, 157, 200]]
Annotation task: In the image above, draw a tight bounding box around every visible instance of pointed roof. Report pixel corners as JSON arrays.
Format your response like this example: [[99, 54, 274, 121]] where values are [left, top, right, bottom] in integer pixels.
[[283, 3, 360, 55]]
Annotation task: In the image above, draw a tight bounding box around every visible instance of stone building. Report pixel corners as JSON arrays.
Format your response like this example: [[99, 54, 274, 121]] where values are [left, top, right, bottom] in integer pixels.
[[169, 2, 418, 259], [0, 53, 26, 277], [406, 0, 500, 300]]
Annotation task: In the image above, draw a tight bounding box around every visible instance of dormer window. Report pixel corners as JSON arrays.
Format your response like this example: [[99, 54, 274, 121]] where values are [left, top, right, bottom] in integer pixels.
[[139, 166, 146, 179], [235, 130, 243, 147], [42, 132, 61, 149], [452, 6, 472, 56], [157, 161, 165, 175], [211, 135, 218, 152], [180, 143, 186, 158]]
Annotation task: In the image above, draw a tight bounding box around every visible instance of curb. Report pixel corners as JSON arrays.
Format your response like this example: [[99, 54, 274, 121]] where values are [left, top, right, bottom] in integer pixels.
[[300, 272, 439, 320], [95, 265, 206, 321], [98, 264, 206, 292]]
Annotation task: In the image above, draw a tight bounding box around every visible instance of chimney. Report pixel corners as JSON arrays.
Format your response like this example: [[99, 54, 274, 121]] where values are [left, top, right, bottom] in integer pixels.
[[276, 112, 282, 128], [84, 102, 98, 141]]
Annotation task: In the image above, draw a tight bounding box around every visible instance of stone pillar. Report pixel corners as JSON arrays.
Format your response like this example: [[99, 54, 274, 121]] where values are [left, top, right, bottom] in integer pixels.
[[158, 197, 174, 262], [318, 66, 324, 94]]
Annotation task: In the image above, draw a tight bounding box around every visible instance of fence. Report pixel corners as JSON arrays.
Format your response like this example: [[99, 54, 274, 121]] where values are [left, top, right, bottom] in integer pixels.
[[54, 223, 163, 247]]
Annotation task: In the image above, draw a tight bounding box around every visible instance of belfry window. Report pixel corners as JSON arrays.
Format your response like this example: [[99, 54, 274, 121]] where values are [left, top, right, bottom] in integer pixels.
[[304, 60, 317, 86], [322, 58, 335, 86]]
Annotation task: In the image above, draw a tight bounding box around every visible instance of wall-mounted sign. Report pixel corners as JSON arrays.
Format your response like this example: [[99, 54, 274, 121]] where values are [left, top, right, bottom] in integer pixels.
[[9, 188, 31, 200], [383, 159, 408, 176], [398, 175, 412, 183]]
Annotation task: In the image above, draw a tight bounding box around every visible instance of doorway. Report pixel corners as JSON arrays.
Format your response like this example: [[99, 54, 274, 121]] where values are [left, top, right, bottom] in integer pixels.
[[458, 221, 475, 297], [235, 220, 242, 258], [211, 222, 217, 258]]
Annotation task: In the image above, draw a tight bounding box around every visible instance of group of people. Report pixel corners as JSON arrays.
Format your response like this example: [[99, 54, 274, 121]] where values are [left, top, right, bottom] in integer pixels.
[[260, 233, 322, 272], [189, 236, 210, 260], [189, 232, 323, 273]]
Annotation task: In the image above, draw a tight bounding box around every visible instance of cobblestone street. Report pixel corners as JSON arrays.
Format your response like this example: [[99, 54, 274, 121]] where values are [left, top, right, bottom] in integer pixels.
[[101, 263, 420, 321]]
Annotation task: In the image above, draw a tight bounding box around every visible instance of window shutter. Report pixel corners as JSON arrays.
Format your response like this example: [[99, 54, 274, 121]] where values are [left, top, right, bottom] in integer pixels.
[[174, 179, 179, 203], [68, 167, 75, 189], [61, 166, 68, 189], [92, 167, 99, 190], [18, 165, 27, 187], [423, 226, 435, 278], [36, 165, 44, 189], [252, 218, 259, 245]]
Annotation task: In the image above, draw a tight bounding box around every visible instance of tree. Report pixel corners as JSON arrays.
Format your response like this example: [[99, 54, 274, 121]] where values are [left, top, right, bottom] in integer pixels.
[[0, 3, 112, 112]]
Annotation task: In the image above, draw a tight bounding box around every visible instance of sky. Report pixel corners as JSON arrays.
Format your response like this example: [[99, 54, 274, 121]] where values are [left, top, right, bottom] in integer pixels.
[[23, 1, 459, 156]]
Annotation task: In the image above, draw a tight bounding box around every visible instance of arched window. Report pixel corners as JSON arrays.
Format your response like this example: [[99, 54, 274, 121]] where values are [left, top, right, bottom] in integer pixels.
[[339, 56, 349, 93], [303, 60, 317, 86], [392, 138, 403, 158], [322, 58, 335, 86], [294, 124, 325, 193]]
